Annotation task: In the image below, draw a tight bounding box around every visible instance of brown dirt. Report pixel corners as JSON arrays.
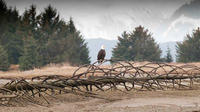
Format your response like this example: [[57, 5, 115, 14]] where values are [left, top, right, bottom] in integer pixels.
[[0, 90, 200, 112], [1, 62, 200, 111]]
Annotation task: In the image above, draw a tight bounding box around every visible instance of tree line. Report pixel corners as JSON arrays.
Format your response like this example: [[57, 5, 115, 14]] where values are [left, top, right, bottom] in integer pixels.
[[112, 26, 200, 63], [0, 0, 90, 71], [0, 0, 199, 71], [111, 26, 173, 62]]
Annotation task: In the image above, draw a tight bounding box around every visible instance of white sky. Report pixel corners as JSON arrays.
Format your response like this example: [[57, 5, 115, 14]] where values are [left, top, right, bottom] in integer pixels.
[[5, 0, 200, 43]]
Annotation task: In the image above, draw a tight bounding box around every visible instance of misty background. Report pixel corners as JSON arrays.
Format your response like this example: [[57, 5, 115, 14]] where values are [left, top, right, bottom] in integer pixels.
[[5, 0, 200, 62]]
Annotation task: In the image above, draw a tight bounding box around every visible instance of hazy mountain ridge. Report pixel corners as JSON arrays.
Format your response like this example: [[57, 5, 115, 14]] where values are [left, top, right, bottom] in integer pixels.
[[85, 38, 118, 63], [86, 38, 178, 63], [159, 41, 177, 61]]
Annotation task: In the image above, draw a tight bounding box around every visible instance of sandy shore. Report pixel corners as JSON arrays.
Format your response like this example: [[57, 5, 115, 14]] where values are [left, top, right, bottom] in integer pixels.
[[0, 90, 200, 112]]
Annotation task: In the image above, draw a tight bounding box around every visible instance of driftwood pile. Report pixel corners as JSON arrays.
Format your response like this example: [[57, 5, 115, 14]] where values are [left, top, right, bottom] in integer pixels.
[[1, 60, 200, 106]]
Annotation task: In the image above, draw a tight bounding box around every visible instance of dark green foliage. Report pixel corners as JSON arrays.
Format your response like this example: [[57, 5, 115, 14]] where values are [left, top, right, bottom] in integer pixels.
[[38, 6, 90, 65], [0, 0, 22, 64], [64, 32, 90, 65], [35, 41, 49, 67], [39, 5, 60, 41], [165, 47, 173, 62], [69, 17, 76, 33], [37, 5, 61, 64], [112, 26, 161, 62], [0, 45, 10, 71], [19, 37, 37, 71], [0, 0, 7, 34], [21, 5, 38, 38], [0, 1, 91, 70], [176, 27, 200, 62], [2, 32, 23, 64]]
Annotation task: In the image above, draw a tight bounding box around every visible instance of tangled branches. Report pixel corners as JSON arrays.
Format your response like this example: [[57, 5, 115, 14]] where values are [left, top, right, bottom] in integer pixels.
[[1, 60, 200, 106]]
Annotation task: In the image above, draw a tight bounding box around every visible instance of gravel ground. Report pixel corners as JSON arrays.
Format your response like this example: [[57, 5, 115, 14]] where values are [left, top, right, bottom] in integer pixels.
[[0, 90, 200, 112]]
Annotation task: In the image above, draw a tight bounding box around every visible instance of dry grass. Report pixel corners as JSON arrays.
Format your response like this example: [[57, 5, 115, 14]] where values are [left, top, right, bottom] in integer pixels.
[[0, 63, 86, 79], [1, 62, 200, 112], [1, 61, 200, 79]]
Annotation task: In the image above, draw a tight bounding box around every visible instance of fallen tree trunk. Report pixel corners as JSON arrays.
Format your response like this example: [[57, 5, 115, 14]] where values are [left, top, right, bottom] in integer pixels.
[[2, 74, 200, 93], [1, 60, 200, 106]]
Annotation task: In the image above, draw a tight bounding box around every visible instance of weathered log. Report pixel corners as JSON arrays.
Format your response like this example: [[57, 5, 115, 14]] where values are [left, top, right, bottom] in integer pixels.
[[1, 60, 200, 106], [1, 74, 200, 92]]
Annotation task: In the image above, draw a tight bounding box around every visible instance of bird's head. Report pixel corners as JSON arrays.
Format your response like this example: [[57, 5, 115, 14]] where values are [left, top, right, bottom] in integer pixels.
[[101, 45, 105, 50]]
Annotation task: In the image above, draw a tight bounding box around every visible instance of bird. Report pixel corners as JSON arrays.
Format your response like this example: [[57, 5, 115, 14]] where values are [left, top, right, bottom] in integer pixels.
[[97, 45, 106, 64]]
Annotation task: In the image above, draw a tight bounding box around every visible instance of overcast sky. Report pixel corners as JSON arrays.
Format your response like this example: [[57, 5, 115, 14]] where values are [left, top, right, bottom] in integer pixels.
[[5, 0, 200, 43]]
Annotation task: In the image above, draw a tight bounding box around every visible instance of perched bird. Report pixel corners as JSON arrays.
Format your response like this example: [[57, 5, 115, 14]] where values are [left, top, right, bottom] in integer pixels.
[[97, 45, 106, 63]]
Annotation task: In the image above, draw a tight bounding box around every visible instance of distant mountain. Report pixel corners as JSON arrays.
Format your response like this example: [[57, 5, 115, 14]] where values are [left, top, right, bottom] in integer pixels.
[[159, 41, 178, 62], [85, 38, 118, 63], [86, 38, 177, 63]]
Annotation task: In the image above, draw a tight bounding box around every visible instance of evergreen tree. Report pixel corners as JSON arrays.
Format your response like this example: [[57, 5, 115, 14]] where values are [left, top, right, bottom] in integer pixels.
[[19, 37, 37, 71], [0, 45, 10, 71], [177, 27, 200, 62], [112, 26, 161, 62], [21, 5, 38, 39], [64, 32, 90, 65], [4, 32, 23, 64], [112, 31, 130, 60], [38, 5, 61, 64], [45, 20, 68, 64], [69, 17, 76, 33], [0, 0, 22, 64], [0, 0, 7, 35], [165, 47, 173, 62], [39, 5, 60, 40], [43, 17, 91, 65], [0, 1, 91, 68]]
